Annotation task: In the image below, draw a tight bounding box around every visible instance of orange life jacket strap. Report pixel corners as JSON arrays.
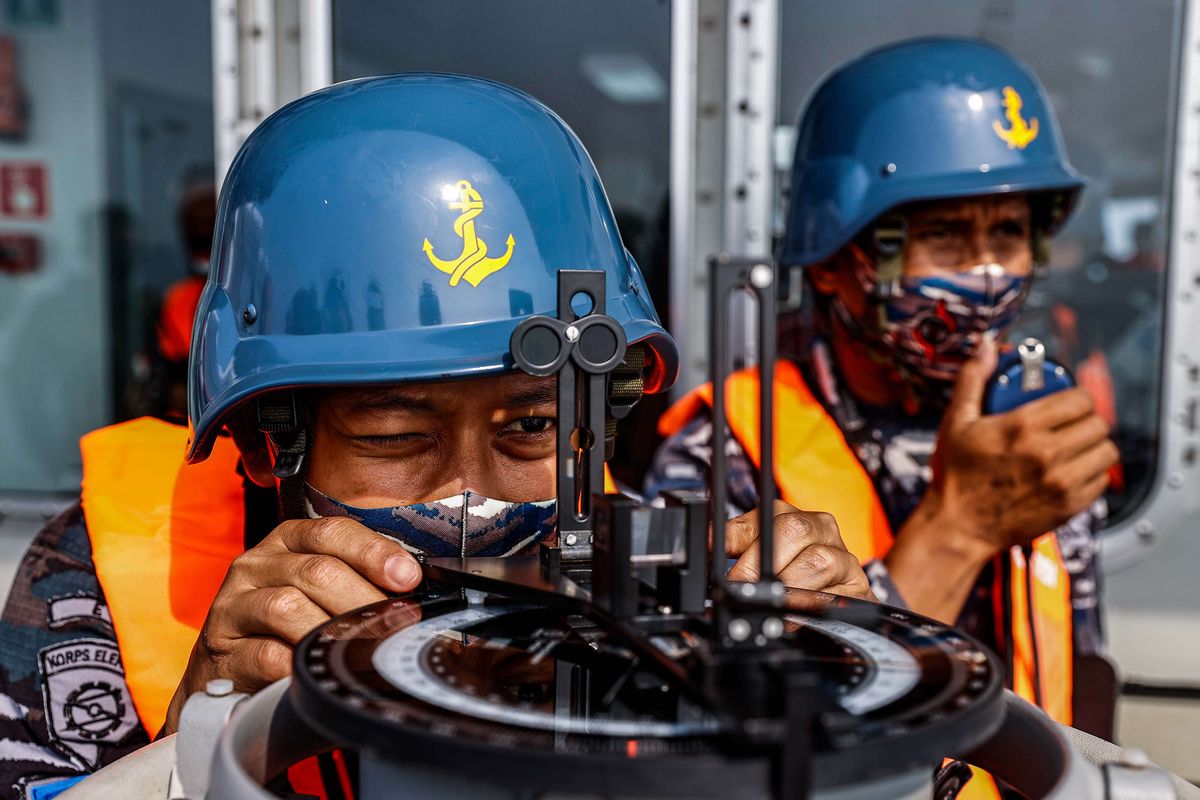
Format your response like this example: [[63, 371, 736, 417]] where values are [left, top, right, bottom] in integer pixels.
[[1007, 537, 1074, 725], [659, 360, 894, 563], [81, 417, 246, 737]]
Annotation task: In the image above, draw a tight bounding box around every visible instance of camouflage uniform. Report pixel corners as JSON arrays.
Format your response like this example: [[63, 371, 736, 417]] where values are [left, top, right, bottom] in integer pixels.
[[0, 504, 148, 799], [0, 484, 559, 799]]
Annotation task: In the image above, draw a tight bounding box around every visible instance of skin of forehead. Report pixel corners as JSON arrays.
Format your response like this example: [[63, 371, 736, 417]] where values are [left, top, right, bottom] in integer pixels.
[[899, 194, 1034, 277], [903, 194, 1032, 223], [324, 371, 556, 417]]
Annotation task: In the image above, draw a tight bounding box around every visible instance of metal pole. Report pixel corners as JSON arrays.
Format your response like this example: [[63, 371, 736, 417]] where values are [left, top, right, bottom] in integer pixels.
[[211, 0, 335, 190], [212, 0, 240, 189], [723, 0, 779, 259], [669, 0, 727, 396], [723, 0, 780, 367], [298, 0, 333, 94]]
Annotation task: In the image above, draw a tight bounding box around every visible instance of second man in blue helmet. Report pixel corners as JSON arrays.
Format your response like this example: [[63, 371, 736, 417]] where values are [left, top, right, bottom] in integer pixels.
[[650, 38, 1117, 736]]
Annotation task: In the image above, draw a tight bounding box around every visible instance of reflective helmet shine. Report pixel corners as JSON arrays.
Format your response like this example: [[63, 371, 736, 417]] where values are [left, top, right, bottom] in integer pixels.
[[781, 37, 1084, 268], [188, 73, 677, 462]]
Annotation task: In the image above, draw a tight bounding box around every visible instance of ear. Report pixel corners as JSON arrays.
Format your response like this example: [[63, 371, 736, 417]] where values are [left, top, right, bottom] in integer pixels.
[[226, 405, 277, 488], [808, 262, 838, 295]]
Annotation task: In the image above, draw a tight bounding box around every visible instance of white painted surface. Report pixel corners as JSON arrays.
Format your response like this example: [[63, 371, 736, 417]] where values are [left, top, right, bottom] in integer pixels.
[[1117, 696, 1200, 783]]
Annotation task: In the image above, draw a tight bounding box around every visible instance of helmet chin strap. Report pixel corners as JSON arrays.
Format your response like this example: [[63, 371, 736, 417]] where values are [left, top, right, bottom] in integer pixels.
[[257, 392, 312, 520]]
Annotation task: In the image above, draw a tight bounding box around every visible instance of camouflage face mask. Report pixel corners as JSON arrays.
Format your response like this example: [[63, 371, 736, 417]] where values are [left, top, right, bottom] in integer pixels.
[[303, 484, 557, 558]]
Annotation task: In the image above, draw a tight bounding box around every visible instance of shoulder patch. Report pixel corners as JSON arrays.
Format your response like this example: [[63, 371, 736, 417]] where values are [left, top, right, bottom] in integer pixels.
[[38, 639, 137, 768], [45, 595, 111, 631]]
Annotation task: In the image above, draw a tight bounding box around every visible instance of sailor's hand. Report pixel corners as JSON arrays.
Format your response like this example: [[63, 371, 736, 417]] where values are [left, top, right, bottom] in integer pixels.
[[162, 517, 422, 734], [923, 339, 1118, 556], [725, 501, 874, 599], [883, 340, 1118, 623]]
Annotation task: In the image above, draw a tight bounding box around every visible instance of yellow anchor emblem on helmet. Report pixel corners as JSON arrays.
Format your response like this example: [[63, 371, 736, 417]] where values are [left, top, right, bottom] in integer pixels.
[[992, 86, 1039, 150], [422, 179, 515, 287]]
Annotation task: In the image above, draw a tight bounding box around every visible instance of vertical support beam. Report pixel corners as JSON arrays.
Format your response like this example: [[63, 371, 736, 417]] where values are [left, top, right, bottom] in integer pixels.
[[211, 0, 334, 191], [670, 0, 727, 396], [242, 0, 277, 127], [298, 0, 333, 94], [724, 0, 780, 367], [723, 0, 779, 259], [212, 0, 241, 189], [669, 0, 779, 393]]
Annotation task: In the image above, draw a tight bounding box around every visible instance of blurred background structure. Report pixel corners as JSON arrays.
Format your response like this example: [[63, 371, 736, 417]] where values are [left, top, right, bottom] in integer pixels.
[[0, 0, 1196, 779]]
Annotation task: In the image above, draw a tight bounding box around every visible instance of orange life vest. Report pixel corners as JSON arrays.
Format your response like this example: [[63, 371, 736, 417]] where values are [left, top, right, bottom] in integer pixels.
[[80, 417, 621, 735], [80, 418, 353, 797], [80, 417, 245, 736], [659, 361, 1075, 798]]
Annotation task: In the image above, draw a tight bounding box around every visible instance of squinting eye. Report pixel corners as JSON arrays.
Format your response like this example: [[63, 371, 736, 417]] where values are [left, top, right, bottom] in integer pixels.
[[996, 221, 1028, 237], [506, 417, 554, 434]]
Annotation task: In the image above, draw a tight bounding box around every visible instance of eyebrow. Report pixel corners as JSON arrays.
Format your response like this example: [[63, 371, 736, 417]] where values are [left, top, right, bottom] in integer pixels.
[[912, 215, 970, 228], [503, 382, 556, 408], [343, 390, 438, 415]]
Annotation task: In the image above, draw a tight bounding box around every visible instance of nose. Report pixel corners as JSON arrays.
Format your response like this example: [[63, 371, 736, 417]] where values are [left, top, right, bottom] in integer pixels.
[[971, 228, 999, 265]]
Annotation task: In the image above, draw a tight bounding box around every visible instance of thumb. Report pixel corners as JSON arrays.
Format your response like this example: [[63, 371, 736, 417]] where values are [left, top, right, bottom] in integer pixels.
[[944, 337, 998, 427]]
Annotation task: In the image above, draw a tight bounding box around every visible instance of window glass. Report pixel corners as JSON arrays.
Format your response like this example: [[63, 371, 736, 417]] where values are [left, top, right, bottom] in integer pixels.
[[334, 0, 673, 481], [0, 0, 214, 494], [776, 0, 1179, 522]]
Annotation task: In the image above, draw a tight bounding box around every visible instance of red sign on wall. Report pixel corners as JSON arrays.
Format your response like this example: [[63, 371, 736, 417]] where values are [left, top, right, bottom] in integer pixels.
[[0, 162, 48, 219]]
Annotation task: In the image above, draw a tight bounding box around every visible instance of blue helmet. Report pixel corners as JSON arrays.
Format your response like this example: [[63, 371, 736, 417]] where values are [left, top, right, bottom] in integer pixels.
[[187, 74, 677, 462], [780, 37, 1084, 268]]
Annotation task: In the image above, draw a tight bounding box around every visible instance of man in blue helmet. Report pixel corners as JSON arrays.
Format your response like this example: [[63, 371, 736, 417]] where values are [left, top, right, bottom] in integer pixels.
[[650, 38, 1117, 765], [0, 74, 872, 797]]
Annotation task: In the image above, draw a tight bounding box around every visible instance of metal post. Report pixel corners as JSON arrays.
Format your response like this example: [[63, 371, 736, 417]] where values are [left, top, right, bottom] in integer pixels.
[[242, 0, 277, 127], [724, 0, 780, 367], [669, 0, 779, 394], [670, 0, 727, 396], [211, 0, 334, 191], [299, 0, 333, 94], [723, 0, 779, 259], [212, 0, 240, 189]]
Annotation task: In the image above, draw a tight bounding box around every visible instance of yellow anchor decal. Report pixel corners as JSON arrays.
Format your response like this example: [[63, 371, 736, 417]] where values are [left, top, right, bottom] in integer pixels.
[[422, 179, 515, 287], [992, 86, 1039, 150]]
